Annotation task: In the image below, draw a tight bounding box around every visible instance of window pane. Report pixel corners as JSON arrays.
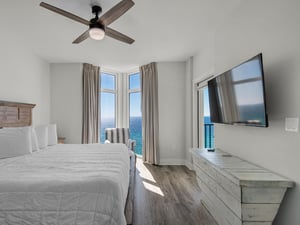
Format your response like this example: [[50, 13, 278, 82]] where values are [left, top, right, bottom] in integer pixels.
[[203, 87, 214, 148], [101, 73, 115, 90], [100, 92, 115, 143], [129, 92, 142, 155], [129, 73, 140, 90]]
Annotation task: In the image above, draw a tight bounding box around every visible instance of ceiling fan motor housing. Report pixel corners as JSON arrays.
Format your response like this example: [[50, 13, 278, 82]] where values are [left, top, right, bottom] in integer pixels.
[[92, 5, 102, 16], [90, 5, 104, 31], [89, 19, 105, 31]]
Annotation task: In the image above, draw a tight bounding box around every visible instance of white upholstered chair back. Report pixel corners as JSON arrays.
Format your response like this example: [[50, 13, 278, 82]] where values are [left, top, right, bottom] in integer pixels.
[[105, 128, 136, 151]]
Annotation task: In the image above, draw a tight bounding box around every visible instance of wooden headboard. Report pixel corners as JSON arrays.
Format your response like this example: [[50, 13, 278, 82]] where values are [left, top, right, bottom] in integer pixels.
[[0, 101, 35, 128]]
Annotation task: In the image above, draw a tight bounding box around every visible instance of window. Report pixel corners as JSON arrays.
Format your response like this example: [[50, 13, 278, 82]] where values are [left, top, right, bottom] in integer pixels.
[[203, 87, 214, 148], [194, 82, 214, 149], [99, 70, 143, 155], [100, 73, 116, 143], [128, 73, 142, 155]]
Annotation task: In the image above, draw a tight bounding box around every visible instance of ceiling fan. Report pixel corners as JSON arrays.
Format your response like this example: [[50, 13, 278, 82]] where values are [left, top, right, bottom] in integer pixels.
[[40, 0, 135, 44]]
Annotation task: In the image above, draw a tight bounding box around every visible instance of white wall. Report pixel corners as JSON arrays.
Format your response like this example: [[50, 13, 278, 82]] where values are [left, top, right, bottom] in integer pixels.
[[157, 62, 186, 165], [185, 57, 193, 168], [193, 33, 215, 79], [192, 1, 300, 224], [0, 42, 50, 126], [50, 63, 83, 144], [0, 1, 50, 126]]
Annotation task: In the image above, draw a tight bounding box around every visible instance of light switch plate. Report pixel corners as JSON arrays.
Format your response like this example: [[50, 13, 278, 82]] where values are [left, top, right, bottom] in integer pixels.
[[285, 117, 299, 132]]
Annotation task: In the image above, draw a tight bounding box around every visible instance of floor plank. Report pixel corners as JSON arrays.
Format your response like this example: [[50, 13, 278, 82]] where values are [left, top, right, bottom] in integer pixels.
[[133, 158, 218, 225]]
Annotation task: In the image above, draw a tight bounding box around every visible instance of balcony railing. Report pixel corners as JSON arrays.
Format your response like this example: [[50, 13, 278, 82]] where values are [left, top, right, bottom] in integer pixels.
[[204, 123, 214, 148]]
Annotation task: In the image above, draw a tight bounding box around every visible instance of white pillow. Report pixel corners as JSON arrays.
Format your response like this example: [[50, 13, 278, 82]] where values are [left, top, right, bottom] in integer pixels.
[[0, 127, 32, 159], [48, 124, 58, 146], [3, 126, 39, 152], [35, 125, 48, 149], [31, 127, 40, 152]]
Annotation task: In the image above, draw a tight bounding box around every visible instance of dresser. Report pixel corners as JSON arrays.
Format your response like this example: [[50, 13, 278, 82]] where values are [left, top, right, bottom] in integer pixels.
[[191, 148, 294, 225]]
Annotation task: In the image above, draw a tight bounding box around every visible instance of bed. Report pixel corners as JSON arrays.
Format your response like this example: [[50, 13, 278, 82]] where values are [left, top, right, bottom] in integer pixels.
[[0, 101, 135, 225]]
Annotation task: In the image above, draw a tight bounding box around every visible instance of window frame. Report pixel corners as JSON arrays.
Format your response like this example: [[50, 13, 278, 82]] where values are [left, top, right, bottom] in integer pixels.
[[194, 82, 206, 148], [99, 67, 140, 129], [126, 70, 141, 128], [192, 75, 214, 149]]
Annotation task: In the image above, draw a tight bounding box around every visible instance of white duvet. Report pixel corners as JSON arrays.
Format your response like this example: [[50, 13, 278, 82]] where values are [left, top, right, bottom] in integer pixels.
[[0, 143, 130, 225]]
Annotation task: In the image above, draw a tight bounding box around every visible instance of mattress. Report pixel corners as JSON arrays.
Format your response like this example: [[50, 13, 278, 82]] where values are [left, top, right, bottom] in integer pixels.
[[0, 143, 130, 225]]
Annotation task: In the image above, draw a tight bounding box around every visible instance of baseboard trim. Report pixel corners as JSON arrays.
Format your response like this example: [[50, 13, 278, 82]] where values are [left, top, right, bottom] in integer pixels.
[[185, 160, 193, 170], [159, 158, 186, 165], [159, 158, 194, 170]]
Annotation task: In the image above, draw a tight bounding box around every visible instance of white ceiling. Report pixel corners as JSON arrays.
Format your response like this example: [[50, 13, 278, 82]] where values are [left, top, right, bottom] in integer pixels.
[[2, 0, 241, 70]]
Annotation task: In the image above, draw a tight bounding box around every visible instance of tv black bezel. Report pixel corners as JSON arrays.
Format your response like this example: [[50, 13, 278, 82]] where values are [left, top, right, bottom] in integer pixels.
[[208, 53, 268, 127]]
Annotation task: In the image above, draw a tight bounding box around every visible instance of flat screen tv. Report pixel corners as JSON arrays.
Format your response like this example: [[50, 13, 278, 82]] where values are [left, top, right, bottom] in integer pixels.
[[208, 53, 268, 127]]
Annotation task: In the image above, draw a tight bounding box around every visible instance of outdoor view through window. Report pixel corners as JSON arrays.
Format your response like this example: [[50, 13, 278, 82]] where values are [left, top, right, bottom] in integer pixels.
[[204, 87, 214, 148], [129, 73, 142, 155], [100, 72, 142, 155]]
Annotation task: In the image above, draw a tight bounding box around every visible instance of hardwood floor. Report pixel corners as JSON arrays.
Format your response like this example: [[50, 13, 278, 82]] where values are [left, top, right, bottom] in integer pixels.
[[133, 158, 218, 225]]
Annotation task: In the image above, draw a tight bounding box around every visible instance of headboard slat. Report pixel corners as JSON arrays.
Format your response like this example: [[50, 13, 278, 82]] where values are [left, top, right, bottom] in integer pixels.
[[0, 101, 36, 127]]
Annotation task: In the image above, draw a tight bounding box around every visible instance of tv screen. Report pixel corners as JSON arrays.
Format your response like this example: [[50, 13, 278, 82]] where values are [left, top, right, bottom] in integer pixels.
[[208, 53, 268, 127]]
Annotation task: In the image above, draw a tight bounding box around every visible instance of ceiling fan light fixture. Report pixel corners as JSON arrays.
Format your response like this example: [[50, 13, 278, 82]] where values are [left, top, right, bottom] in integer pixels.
[[89, 27, 105, 40]]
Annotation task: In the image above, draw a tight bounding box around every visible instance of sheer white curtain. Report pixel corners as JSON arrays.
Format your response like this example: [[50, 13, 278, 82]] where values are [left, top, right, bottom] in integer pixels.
[[140, 62, 159, 165], [82, 63, 100, 144]]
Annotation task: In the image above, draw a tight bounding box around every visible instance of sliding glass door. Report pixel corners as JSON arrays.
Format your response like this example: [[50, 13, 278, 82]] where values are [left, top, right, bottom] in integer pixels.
[[196, 84, 214, 148]]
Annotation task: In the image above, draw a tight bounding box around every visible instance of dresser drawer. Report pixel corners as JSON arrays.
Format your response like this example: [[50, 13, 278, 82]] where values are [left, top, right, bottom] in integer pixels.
[[215, 169, 241, 201], [193, 155, 218, 180], [194, 163, 217, 194], [194, 163, 242, 218], [198, 178, 242, 225]]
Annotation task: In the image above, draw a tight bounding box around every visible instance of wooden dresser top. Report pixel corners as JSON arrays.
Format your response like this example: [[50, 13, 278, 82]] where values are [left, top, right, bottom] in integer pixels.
[[192, 148, 294, 188]]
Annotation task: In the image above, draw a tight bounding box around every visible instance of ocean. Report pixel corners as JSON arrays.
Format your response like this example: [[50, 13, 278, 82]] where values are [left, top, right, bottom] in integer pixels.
[[129, 117, 142, 155]]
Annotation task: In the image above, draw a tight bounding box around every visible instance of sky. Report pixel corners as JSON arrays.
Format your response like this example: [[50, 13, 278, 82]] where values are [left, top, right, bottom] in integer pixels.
[[100, 72, 141, 119], [204, 87, 210, 117]]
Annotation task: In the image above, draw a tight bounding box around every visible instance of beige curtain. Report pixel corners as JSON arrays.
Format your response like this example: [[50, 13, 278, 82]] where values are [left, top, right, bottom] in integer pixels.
[[140, 62, 159, 164], [82, 63, 100, 144]]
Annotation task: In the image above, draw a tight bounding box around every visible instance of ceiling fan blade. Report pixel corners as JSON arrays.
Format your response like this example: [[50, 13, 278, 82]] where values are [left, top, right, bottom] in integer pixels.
[[106, 27, 134, 44], [40, 2, 90, 26], [72, 30, 90, 44], [99, 0, 134, 26]]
